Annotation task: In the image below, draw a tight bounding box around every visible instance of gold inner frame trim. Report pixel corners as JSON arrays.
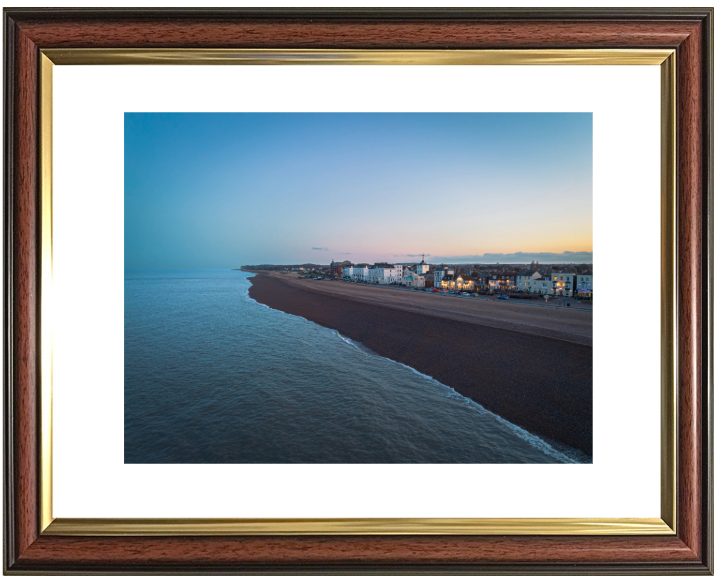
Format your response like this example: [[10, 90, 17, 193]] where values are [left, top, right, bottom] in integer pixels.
[[659, 50, 677, 533], [44, 517, 673, 536], [40, 52, 54, 534], [39, 48, 677, 537]]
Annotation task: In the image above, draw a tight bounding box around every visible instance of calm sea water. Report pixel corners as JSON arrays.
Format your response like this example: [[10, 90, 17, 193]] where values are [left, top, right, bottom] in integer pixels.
[[125, 269, 574, 463]]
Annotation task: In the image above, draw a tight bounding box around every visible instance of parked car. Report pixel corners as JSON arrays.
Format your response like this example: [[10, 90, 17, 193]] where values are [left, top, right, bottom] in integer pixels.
[[462, 292, 470, 296], [498, 295, 509, 300]]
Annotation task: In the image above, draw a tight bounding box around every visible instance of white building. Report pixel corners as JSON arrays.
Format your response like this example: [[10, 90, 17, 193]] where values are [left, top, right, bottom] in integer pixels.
[[519, 271, 580, 296], [434, 266, 453, 288], [344, 264, 369, 281], [342, 263, 404, 284], [549, 272, 576, 296], [577, 274, 593, 298], [403, 267, 426, 288], [528, 276, 552, 294], [416, 259, 429, 274], [369, 263, 403, 284], [436, 273, 474, 291], [517, 271, 542, 291], [453, 275, 475, 291]]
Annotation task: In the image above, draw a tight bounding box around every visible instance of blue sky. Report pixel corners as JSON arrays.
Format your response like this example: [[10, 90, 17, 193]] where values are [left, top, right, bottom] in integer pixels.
[[125, 113, 592, 268]]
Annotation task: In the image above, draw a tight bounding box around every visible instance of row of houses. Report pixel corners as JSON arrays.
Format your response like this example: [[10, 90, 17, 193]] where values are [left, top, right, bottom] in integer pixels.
[[437, 270, 593, 298], [333, 259, 592, 298], [515, 272, 593, 297], [340, 262, 404, 283]]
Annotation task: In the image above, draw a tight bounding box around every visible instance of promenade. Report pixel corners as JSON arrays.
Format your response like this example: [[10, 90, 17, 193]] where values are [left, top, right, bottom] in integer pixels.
[[265, 273, 592, 346]]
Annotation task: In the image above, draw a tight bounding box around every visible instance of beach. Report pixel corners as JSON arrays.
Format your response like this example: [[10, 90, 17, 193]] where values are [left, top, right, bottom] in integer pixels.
[[247, 272, 593, 459]]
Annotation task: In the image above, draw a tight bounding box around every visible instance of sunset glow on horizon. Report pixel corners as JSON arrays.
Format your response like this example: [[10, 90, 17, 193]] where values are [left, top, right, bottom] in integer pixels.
[[125, 113, 592, 268]]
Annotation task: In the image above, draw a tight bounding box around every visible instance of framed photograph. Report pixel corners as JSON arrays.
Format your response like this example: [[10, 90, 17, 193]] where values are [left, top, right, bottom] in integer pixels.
[[4, 8, 712, 574]]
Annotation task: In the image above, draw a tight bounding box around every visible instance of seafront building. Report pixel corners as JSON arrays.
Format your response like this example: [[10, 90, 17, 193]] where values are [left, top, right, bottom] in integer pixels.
[[516, 272, 542, 291], [403, 267, 427, 288], [475, 274, 489, 291], [434, 266, 454, 288], [488, 274, 517, 291], [516, 271, 586, 297], [438, 273, 475, 291], [526, 276, 552, 295], [577, 274, 593, 299], [453, 275, 476, 291], [342, 263, 402, 284], [341, 264, 370, 281], [330, 259, 352, 278], [369, 263, 404, 284], [524, 275, 568, 296], [337, 259, 592, 299], [550, 272, 576, 296], [416, 257, 430, 275]]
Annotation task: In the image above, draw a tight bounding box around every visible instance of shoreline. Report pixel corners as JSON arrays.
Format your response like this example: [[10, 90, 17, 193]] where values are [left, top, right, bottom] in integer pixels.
[[243, 270, 592, 346], [330, 330, 582, 463], [247, 272, 593, 460]]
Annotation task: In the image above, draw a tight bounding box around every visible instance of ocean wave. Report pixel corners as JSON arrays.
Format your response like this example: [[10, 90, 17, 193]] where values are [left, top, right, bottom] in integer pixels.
[[333, 331, 579, 464], [242, 275, 318, 326], [241, 274, 275, 312], [241, 271, 581, 464]]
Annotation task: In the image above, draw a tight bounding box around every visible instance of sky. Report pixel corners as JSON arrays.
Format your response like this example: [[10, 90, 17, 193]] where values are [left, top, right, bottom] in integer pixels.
[[125, 113, 592, 268]]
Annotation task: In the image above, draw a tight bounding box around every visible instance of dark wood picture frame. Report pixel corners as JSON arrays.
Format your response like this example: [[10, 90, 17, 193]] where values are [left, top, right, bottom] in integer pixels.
[[4, 8, 713, 574]]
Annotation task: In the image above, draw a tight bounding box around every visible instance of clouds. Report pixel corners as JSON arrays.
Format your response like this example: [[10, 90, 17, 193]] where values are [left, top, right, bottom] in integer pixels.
[[428, 251, 593, 264], [124, 113, 592, 268]]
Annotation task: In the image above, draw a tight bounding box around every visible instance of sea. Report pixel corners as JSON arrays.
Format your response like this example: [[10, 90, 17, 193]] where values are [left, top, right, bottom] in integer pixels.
[[125, 269, 577, 464]]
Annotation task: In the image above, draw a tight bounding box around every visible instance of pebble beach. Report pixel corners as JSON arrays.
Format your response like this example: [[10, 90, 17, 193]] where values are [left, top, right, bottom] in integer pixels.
[[248, 272, 593, 460]]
